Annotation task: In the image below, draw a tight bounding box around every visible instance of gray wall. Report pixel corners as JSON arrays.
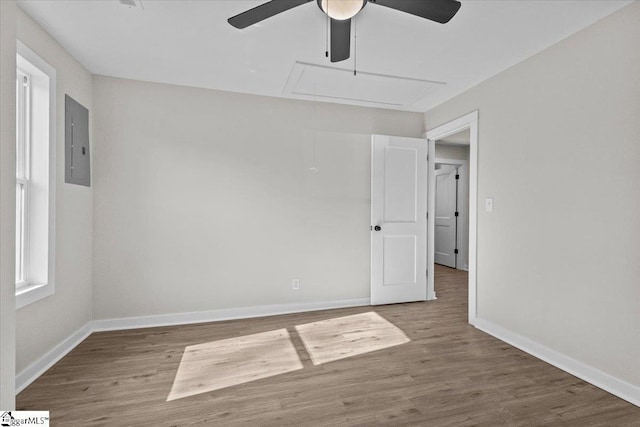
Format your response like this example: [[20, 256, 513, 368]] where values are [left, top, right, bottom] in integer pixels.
[[15, 9, 94, 373], [435, 143, 469, 161], [426, 3, 640, 387], [92, 76, 425, 319], [0, 0, 17, 410]]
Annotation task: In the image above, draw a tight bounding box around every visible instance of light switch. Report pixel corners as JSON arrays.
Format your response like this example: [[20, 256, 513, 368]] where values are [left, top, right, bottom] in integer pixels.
[[485, 197, 494, 212]]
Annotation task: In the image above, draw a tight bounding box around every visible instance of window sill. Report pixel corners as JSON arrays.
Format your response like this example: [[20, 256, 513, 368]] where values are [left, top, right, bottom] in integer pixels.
[[16, 283, 54, 309]]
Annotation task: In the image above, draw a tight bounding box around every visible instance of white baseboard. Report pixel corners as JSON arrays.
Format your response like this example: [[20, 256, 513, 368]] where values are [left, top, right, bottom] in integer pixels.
[[16, 298, 371, 392], [16, 322, 93, 394], [22, 301, 638, 409], [92, 298, 371, 332], [474, 318, 640, 408]]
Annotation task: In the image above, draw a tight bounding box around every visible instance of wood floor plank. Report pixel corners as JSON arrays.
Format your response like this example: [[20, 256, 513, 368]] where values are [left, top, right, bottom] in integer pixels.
[[295, 312, 409, 365], [17, 265, 640, 425]]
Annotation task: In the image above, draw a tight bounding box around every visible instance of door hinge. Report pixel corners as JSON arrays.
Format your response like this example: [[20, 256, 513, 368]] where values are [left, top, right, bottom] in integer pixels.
[[455, 174, 460, 180], [454, 249, 459, 254], [426, 212, 428, 219], [455, 211, 459, 217]]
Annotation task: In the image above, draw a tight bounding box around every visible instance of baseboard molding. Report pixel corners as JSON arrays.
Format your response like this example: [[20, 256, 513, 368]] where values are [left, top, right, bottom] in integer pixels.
[[92, 298, 372, 332], [16, 321, 93, 394], [23, 302, 637, 409], [474, 318, 640, 407], [16, 298, 371, 393]]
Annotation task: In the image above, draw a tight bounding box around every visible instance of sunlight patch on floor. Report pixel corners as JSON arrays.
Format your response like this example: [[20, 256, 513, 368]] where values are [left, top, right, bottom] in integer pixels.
[[167, 328, 303, 401], [295, 312, 410, 365]]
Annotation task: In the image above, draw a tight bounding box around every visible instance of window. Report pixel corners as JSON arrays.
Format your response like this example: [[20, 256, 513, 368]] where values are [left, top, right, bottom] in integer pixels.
[[15, 42, 56, 309], [15, 71, 30, 287]]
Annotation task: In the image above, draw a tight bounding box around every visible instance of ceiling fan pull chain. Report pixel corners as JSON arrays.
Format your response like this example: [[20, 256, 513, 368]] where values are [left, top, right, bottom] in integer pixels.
[[311, 82, 319, 172], [326, 3, 329, 58], [354, 16, 357, 76]]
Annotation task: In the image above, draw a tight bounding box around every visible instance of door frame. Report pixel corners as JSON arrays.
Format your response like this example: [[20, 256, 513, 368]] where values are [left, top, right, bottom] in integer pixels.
[[434, 158, 469, 272], [425, 111, 479, 324]]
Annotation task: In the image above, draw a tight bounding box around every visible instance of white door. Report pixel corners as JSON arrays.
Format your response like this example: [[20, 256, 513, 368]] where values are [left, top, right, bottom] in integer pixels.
[[434, 164, 457, 268], [371, 135, 427, 305]]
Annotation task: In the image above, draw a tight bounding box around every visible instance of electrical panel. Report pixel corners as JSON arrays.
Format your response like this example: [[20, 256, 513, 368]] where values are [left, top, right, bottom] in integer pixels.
[[65, 95, 91, 187]]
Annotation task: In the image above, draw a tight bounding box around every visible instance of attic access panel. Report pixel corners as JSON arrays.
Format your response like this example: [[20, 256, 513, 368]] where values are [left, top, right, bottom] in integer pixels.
[[283, 61, 446, 109], [65, 95, 90, 187]]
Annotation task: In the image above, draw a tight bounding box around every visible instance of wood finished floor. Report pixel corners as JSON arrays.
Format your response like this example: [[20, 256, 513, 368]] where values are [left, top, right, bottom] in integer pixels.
[[17, 265, 640, 426]]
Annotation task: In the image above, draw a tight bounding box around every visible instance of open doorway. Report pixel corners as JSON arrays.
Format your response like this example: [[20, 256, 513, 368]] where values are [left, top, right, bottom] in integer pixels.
[[426, 111, 478, 324], [434, 139, 469, 297]]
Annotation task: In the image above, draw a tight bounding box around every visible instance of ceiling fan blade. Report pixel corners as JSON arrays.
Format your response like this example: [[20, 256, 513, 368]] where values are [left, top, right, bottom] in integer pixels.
[[370, 0, 461, 24], [330, 18, 351, 62], [228, 0, 312, 29]]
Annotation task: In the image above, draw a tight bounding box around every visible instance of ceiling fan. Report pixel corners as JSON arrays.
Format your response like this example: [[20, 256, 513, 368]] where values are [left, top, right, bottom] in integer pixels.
[[228, 0, 462, 63]]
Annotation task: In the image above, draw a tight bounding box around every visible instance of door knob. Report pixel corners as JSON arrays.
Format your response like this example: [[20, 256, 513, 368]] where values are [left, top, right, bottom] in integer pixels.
[[374, 225, 382, 231]]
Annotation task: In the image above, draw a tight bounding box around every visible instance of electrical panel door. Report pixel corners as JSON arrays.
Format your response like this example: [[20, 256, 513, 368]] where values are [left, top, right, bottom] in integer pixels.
[[65, 95, 91, 186]]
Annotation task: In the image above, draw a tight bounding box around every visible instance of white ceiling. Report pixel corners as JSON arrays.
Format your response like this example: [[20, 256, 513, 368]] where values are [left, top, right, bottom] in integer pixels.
[[18, 0, 631, 112]]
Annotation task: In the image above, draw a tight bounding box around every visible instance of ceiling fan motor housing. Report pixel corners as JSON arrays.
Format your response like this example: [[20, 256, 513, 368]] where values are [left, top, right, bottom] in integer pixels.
[[317, 0, 368, 20]]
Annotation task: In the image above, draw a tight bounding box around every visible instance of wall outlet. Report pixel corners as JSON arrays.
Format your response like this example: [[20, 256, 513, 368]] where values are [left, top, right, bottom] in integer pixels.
[[292, 279, 300, 290]]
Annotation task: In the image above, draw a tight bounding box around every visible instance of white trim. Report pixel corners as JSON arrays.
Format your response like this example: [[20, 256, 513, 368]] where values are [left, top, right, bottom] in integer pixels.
[[15, 283, 54, 310], [17, 298, 640, 409], [474, 318, 640, 408], [427, 140, 436, 300], [16, 298, 371, 392], [93, 298, 371, 332], [15, 41, 56, 309], [15, 322, 92, 394], [426, 110, 479, 324], [15, 72, 30, 287]]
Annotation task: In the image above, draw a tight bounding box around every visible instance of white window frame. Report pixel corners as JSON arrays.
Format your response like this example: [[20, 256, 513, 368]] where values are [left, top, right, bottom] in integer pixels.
[[15, 70, 31, 289], [16, 41, 56, 309]]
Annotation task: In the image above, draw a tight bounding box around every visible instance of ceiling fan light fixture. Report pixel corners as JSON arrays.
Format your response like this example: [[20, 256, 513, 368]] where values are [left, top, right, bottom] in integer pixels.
[[320, 0, 366, 20]]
